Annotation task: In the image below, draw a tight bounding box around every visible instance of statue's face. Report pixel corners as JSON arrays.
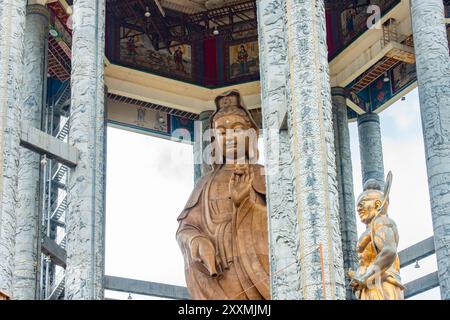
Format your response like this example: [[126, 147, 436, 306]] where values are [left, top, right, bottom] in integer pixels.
[[357, 192, 382, 225], [213, 114, 255, 162]]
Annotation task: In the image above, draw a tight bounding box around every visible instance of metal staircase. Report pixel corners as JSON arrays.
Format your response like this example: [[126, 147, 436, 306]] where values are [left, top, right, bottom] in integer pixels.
[[51, 195, 67, 221], [352, 57, 399, 92], [39, 77, 72, 300], [48, 278, 65, 300], [382, 18, 399, 45], [48, 269, 65, 300], [48, 36, 71, 81], [59, 235, 67, 250], [351, 18, 415, 93], [53, 81, 71, 117], [56, 120, 70, 141], [52, 164, 68, 184]]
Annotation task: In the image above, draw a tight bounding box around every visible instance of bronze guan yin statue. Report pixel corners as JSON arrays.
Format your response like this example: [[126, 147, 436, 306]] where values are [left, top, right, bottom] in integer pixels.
[[176, 90, 269, 299]]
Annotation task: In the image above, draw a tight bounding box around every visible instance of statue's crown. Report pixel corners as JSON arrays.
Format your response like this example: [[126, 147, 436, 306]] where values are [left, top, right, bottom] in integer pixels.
[[213, 105, 250, 122], [211, 90, 259, 132]]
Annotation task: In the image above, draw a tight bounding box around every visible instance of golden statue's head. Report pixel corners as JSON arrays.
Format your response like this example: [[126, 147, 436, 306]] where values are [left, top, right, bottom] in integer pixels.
[[356, 179, 389, 225], [209, 90, 259, 164]]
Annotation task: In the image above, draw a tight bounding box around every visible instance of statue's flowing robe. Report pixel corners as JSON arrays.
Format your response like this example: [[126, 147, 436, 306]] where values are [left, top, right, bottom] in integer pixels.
[[176, 164, 269, 300]]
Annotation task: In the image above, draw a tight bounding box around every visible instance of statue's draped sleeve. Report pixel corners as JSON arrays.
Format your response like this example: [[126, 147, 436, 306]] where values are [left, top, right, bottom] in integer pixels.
[[176, 174, 212, 276], [177, 173, 211, 222]]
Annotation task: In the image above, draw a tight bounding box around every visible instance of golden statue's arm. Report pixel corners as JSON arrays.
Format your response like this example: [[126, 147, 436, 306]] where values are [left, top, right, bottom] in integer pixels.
[[371, 218, 398, 274], [352, 217, 398, 288]]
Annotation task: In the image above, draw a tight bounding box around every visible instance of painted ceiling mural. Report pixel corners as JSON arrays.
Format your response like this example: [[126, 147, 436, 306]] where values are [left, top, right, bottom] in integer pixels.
[[49, 0, 450, 119], [106, 0, 406, 88], [119, 26, 194, 81], [328, 0, 400, 58], [106, 0, 260, 87]]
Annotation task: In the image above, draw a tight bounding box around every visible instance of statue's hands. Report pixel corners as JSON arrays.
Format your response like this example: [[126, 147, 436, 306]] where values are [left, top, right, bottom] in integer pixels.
[[350, 271, 375, 291], [348, 268, 365, 291], [350, 274, 366, 291], [229, 165, 254, 207], [190, 237, 219, 278]]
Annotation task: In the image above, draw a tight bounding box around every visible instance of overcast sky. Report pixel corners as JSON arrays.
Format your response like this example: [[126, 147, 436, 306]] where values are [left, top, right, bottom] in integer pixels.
[[104, 87, 440, 300]]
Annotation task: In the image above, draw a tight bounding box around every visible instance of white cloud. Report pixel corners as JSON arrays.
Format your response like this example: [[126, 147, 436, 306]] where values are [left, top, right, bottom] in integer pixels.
[[383, 94, 421, 130]]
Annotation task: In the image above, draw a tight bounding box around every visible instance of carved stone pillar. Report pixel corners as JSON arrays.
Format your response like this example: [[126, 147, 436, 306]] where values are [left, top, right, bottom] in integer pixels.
[[194, 110, 214, 183], [257, 0, 301, 300], [12, 4, 49, 300], [65, 0, 106, 300], [0, 0, 27, 298], [331, 87, 358, 300], [411, 0, 450, 300], [284, 0, 345, 299], [357, 113, 385, 188]]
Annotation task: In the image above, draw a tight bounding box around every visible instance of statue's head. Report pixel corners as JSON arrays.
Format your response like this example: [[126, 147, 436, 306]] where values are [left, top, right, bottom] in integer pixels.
[[356, 180, 388, 225], [209, 90, 259, 164]]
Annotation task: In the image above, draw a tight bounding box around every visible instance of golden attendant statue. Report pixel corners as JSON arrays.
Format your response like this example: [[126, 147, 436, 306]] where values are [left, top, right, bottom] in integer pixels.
[[176, 90, 269, 300], [349, 172, 405, 299]]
